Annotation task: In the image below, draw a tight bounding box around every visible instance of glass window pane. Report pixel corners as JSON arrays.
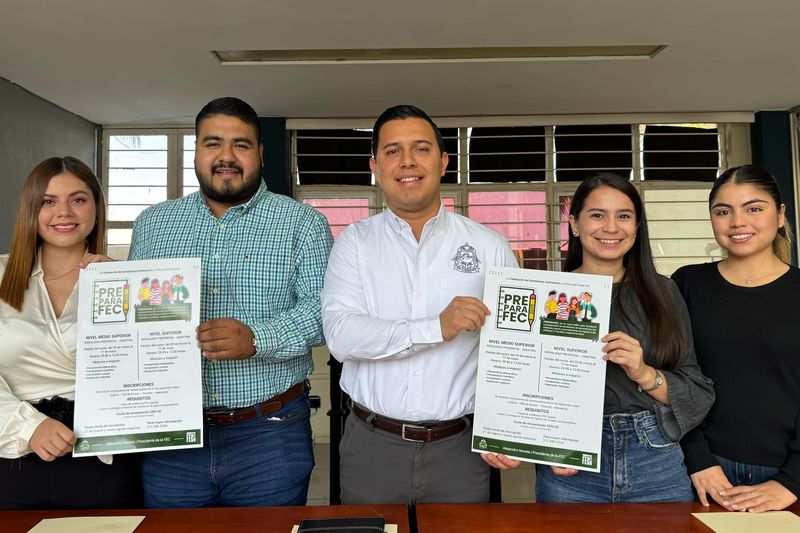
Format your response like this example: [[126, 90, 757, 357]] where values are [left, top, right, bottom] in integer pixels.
[[107, 228, 133, 246], [468, 127, 546, 183], [468, 191, 546, 269], [107, 186, 167, 205], [644, 188, 719, 274], [303, 198, 371, 239], [440, 128, 459, 184], [643, 124, 719, 181], [297, 130, 372, 185], [183, 168, 198, 187], [108, 205, 151, 222], [555, 124, 632, 182], [558, 194, 573, 271], [182, 162, 197, 194], [183, 134, 196, 151], [183, 134, 196, 184], [108, 150, 168, 168], [107, 168, 167, 186], [109, 135, 167, 151]]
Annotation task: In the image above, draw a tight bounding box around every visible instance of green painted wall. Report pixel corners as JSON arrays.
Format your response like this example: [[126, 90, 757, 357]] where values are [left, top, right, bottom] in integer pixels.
[[751, 111, 797, 260]]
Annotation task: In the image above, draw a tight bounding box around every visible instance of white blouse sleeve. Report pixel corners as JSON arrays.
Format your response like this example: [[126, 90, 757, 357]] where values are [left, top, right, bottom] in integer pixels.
[[0, 373, 48, 458]]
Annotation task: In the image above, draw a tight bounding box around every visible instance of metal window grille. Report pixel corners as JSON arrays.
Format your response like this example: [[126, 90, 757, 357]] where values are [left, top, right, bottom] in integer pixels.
[[293, 122, 726, 275], [100, 121, 729, 275]]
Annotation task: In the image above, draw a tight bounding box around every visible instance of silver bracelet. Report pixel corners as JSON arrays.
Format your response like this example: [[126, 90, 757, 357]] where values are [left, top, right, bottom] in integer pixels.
[[638, 368, 663, 393]]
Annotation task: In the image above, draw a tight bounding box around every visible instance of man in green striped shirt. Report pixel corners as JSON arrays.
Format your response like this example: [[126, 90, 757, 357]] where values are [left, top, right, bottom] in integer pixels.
[[129, 97, 333, 508]]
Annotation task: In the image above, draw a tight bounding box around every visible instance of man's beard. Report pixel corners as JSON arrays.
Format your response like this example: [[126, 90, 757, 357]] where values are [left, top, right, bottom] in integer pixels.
[[197, 163, 262, 206]]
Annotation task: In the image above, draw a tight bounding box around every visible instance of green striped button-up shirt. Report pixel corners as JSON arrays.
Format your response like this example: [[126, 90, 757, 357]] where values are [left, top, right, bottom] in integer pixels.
[[129, 183, 333, 408]]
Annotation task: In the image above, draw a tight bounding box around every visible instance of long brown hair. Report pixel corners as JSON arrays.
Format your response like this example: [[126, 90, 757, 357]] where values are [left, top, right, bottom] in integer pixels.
[[565, 173, 687, 370], [710, 165, 794, 264], [0, 157, 106, 311]]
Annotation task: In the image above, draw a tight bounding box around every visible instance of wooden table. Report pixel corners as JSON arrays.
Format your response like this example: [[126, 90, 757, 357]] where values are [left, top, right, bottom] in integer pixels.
[[2, 504, 410, 533], [416, 502, 800, 532]]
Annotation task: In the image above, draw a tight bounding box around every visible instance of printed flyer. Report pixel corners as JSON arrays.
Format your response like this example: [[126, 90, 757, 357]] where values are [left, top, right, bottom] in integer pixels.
[[472, 266, 612, 471], [73, 258, 203, 456]]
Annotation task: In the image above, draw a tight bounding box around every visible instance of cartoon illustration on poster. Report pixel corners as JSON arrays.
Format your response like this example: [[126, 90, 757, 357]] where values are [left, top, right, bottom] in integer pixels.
[[74, 258, 202, 457], [473, 266, 612, 472]]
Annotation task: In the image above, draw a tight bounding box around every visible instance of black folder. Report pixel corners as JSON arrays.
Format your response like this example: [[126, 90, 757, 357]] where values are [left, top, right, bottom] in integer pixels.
[[297, 516, 386, 532]]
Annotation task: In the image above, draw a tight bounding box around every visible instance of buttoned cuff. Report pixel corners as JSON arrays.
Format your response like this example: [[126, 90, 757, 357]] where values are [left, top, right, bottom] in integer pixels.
[[250, 323, 274, 358], [409, 316, 444, 345], [16, 403, 49, 456]]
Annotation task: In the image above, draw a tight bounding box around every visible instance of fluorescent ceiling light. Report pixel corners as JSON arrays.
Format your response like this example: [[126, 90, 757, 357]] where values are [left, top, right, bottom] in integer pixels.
[[213, 45, 666, 65]]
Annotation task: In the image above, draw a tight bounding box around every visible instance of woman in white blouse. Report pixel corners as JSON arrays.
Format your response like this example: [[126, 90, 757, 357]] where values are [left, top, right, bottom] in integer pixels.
[[0, 157, 141, 509]]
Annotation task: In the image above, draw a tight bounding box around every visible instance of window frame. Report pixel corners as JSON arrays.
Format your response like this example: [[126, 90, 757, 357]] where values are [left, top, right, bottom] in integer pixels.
[[99, 116, 752, 272], [290, 117, 751, 274], [791, 108, 800, 250], [101, 126, 194, 257]]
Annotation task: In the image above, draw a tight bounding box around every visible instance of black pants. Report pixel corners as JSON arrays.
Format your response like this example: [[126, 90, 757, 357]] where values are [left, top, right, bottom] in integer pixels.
[[0, 451, 143, 510], [0, 396, 142, 509]]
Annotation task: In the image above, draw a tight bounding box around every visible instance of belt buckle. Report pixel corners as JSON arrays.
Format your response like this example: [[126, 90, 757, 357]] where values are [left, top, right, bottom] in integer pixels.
[[401, 423, 431, 442], [207, 409, 236, 424]]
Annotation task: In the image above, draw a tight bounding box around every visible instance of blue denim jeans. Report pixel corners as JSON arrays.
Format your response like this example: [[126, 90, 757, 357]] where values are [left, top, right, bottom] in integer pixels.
[[142, 391, 314, 508], [715, 454, 780, 486], [536, 411, 693, 503]]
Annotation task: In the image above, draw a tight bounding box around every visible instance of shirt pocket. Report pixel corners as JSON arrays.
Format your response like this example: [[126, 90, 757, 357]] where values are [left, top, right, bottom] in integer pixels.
[[439, 275, 485, 336]]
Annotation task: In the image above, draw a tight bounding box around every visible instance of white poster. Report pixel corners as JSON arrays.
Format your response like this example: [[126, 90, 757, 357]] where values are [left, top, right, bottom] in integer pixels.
[[73, 258, 203, 456], [472, 266, 612, 472]]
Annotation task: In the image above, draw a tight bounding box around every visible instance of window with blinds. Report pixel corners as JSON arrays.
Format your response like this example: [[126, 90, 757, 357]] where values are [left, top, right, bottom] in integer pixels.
[[101, 120, 733, 274], [554, 124, 633, 181], [292, 121, 728, 275], [644, 188, 720, 274], [296, 130, 373, 186], [468, 127, 546, 183], [642, 124, 720, 181]]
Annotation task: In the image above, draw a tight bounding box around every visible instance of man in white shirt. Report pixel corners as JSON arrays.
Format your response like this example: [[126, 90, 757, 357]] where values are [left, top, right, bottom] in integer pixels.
[[322, 105, 518, 504]]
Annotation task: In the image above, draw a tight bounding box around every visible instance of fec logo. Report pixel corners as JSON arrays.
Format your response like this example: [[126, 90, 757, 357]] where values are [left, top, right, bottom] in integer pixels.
[[496, 286, 536, 332], [92, 279, 130, 324]]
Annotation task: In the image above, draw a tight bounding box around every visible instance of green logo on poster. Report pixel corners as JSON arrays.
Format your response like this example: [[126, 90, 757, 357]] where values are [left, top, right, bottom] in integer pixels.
[[92, 279, 130, 325]]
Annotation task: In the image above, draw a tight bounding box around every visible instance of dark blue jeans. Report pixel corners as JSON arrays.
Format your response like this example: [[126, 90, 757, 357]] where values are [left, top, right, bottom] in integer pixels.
[[715, 454, 780, 486], [141, 392, 314, 507], [536, 411, 693, 503]]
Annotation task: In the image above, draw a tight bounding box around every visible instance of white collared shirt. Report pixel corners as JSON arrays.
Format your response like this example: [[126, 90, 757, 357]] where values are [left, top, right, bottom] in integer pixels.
[[322, 205, 518, 421], [0, 254, 79, 458]]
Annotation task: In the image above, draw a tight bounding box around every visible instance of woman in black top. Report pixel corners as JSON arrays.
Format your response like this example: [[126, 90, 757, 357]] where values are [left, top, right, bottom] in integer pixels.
[[673, 165, 799, 512]]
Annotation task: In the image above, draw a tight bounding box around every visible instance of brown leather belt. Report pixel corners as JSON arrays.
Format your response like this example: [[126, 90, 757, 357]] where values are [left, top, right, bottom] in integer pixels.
[[351, 403, 468, 443], [204, 382, 305, 426]]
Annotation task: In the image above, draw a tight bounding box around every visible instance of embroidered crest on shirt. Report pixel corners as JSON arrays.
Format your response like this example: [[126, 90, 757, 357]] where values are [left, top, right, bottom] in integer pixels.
[[452, 242, 481, 273]]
